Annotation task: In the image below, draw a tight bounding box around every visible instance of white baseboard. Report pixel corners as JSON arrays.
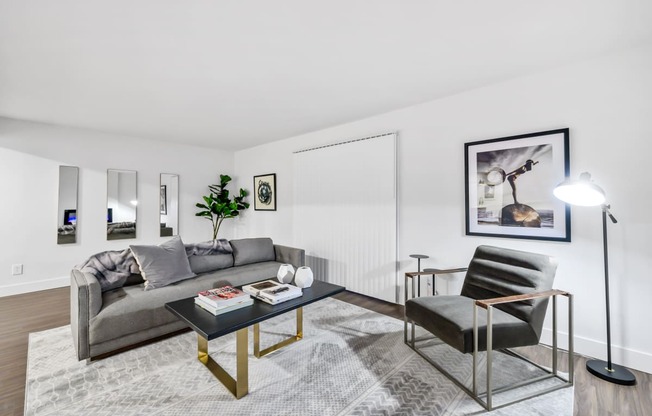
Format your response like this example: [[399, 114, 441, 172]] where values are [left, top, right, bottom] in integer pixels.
[[540, 327, 652, 375], [0, 276, 69, 297]]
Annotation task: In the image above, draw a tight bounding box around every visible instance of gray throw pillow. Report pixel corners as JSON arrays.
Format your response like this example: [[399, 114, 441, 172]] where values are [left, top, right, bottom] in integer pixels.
[[230, 237, 275, 266], [130, 236, 196, 291]]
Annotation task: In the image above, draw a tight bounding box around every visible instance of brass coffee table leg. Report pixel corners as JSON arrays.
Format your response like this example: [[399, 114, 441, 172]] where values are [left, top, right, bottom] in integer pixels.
[[253, 307, 303, 358], [197, 328, 249, 399]]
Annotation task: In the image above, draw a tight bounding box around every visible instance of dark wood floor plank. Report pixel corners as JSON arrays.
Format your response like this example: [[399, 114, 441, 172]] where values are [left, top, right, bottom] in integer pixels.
[[0, 287, 70, 416], [1, 287, 649, 415]]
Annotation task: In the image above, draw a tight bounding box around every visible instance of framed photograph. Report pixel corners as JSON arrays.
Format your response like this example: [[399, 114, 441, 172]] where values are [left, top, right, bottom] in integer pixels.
[[160, 185, 167, 215], [465, 128, 570, 242], [253, 173, 276, 211]]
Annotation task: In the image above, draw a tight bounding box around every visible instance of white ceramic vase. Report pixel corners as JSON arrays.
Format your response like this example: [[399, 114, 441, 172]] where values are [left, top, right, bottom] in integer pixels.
[[277, 264, 295, 284], [294, 266, 314, 288]]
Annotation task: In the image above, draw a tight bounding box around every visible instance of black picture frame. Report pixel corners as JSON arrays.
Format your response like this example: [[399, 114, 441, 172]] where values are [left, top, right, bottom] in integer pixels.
[[253, 173, 276, 211], [464, 128, 570, 242], [160, 185, 167, 215]]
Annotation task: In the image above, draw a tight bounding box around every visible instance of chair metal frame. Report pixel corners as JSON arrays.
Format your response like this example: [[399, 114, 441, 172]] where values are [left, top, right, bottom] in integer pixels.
[[404, 272, 574, 411]]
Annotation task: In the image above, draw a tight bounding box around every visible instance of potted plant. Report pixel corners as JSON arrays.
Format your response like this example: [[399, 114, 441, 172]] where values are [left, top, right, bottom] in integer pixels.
[[195, 174, 250, 239]]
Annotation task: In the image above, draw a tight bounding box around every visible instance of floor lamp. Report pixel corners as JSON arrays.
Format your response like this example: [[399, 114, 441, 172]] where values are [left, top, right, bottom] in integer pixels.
[[553, 172, 636, 385]]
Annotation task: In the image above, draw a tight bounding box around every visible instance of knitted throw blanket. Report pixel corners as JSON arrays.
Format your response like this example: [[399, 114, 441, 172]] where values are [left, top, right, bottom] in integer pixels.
[[76, 249, 140, 292], [77, 239, 233, 292], [184, 239, 233, 256]]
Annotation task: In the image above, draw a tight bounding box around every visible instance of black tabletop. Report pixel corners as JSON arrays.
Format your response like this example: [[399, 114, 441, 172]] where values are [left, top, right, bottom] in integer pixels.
[[165, 279, 346, 340]]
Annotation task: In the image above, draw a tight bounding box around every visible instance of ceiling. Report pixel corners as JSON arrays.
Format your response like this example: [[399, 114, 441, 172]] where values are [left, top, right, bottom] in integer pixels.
[[1, 1, 651, 151]]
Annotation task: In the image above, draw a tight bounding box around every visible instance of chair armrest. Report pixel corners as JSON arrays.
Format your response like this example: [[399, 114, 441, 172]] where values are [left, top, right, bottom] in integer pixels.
[[475, 289, 570, 309], [405, 268, 467, 278], [274, 244, 306, 268]]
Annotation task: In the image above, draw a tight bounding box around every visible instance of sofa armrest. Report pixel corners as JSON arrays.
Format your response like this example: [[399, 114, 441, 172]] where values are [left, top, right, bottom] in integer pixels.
[[70, 269, 102, 360], [274, 244, 305, 268]]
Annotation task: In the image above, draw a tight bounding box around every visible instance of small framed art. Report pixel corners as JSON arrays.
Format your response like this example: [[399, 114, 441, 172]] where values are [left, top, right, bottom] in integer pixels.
[[254, 173, 276, 211], [465, 128, 570, 242]]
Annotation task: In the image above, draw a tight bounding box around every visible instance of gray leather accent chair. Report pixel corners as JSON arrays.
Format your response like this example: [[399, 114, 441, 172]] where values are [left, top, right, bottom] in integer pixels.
[[404, 245, 574, 411]]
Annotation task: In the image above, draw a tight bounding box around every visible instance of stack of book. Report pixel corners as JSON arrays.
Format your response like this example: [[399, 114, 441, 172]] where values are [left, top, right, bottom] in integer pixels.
[[195, 286, 253, 315], [242, 279, 303, 305]]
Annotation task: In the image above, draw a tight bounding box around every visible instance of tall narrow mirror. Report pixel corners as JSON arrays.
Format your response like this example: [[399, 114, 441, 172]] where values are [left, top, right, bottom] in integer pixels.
[[160, 173, 179, 237], [57, 166, 79, 244], [107, 169, 137, 240]]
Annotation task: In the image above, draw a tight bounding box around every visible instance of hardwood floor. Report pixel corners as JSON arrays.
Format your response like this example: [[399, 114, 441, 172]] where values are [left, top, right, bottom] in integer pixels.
[[1, 288, 650, 415], [0, 287, 70, 416]]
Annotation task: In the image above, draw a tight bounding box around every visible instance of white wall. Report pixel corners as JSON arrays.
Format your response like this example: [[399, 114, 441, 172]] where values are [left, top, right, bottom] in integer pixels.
[[234, 44, 652, 373], [0, 118, 235, 296]]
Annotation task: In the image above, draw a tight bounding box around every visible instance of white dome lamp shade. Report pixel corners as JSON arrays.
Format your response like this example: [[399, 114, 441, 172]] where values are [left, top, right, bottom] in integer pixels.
[[553, 172, 636, 386], [553, 172, 605, 206], [277, 264, 295, 284]]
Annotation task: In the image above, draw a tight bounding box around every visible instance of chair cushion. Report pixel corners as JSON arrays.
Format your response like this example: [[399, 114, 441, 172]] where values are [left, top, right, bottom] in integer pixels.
[[406, 295, 539, 354]]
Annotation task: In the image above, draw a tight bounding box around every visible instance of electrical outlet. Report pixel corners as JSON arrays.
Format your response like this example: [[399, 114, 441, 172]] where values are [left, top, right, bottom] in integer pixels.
[[12, 264, 23, 275]]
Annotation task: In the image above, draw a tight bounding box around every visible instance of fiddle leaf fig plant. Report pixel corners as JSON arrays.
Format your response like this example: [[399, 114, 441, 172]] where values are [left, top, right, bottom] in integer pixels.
[[195, 174, 249, 239]]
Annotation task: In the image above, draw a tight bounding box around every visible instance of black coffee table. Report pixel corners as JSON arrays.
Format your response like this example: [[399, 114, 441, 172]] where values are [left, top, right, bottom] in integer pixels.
[[165, 279, 345, 399]]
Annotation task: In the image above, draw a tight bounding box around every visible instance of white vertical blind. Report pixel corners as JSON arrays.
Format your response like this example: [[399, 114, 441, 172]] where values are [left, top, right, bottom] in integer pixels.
[[293, 133, 397, 302]]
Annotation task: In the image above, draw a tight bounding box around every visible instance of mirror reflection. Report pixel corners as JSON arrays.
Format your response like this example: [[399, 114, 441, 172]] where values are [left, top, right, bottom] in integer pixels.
[[160, 173, 179, 237], [107, 169, 137, 240], [57, 166, 79, 244]]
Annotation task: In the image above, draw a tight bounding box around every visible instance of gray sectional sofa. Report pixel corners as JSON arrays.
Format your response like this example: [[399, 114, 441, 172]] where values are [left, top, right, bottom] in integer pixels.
[[71, 237, 305, 361]]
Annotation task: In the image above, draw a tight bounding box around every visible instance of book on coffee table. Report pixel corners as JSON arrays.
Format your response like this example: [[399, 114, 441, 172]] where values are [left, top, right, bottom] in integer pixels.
[[197, 286, 251, 308], [243, 280, 303, 305], [194, 296, 254, 316], [257, 286, 302, 305], [241, 279, 282, 296]]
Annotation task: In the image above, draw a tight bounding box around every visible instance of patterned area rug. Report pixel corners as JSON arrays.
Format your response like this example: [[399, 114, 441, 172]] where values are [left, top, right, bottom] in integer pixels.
[[25, 298, 572, 415]]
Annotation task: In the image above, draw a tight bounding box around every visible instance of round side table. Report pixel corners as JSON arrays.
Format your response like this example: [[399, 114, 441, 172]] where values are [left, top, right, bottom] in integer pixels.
[[409, 254, 429, 297], [423, 267, 468, 296]]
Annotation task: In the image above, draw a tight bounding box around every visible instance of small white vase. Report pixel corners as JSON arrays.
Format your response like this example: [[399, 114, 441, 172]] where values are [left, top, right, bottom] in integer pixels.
[[294, 266, 314, 288], [277, 264, 295, 284]]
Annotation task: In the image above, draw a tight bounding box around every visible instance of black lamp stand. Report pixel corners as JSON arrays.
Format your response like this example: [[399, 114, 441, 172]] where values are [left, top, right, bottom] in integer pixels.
[[585, 205, 636, 385]]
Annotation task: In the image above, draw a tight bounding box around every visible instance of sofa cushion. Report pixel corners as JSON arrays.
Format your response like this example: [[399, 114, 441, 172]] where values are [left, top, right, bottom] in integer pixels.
[[90, 261, 283, 345], [230, 237, 275, 266], [188, 253, 234, 274], [130, 236, 196, 291], [124, 273, 145, 286]]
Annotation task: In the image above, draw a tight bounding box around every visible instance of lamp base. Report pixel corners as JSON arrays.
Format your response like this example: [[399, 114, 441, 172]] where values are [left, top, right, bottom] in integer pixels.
[[586, 359, 636, 385]]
